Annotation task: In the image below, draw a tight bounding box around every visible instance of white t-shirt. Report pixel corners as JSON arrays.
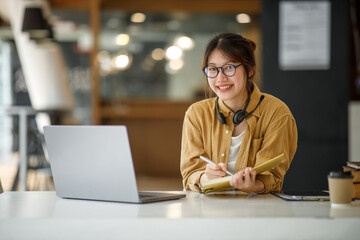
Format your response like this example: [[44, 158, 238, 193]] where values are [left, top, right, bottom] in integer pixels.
[[227, 131, 245, 174]]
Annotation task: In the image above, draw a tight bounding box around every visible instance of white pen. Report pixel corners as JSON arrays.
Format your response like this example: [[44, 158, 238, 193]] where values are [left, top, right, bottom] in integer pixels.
[[199, 156, 233, 176]]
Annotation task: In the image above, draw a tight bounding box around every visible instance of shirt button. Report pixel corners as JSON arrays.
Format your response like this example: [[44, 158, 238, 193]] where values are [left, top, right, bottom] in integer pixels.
[[226, 130, 229, 134], [221, 153, 225, 157]]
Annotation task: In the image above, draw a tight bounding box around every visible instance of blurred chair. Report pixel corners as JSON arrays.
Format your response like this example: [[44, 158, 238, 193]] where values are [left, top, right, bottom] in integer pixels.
[[11, 111, 55, 191], [27, 112, 54, 191]]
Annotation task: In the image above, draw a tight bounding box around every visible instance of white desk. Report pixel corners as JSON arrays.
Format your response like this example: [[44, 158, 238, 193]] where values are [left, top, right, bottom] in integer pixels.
[[1, 191, 360, 240]]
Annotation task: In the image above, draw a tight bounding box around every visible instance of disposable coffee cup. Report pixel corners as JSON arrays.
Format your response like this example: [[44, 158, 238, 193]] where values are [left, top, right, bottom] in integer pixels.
[[330, 206, 358, 218], [328, 171, 353, 208]]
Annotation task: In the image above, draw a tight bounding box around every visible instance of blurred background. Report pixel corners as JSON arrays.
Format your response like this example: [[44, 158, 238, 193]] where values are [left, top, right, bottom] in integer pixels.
[[0, 0, 359, 193]]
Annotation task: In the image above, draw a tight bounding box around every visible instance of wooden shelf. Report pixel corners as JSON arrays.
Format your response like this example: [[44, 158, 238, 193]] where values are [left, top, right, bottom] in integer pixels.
[[99, 99, 196, 177], [101, 99, 195, 120]]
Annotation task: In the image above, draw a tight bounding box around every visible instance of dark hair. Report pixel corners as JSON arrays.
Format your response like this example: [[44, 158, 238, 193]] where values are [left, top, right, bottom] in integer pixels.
[[202, 33, 256, 94]]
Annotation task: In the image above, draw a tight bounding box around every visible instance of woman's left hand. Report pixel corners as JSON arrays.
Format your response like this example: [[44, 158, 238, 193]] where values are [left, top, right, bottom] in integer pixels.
[[230, 167, 264, 193]]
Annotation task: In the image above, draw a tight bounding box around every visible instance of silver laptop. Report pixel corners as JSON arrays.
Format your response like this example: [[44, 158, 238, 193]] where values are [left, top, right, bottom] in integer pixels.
[[44, 125, 186, 203]]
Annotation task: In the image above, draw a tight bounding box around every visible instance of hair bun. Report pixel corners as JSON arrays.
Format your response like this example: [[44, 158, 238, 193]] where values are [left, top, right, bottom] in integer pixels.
[[246, 38, 256, 51]]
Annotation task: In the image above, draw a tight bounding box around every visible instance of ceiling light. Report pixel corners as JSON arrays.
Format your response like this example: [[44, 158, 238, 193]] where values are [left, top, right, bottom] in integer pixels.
[[112, 52, 132, 70], [115, 33, 130, 46], [165, 59, 184, 74], [169, 59, 184, 71], [175, 36, 195, 50], [151, 48, 165, 61], [236, 13, 251, 24], [131, 13, 146, 23], [165, 46, 183, 60], [115, 55, 129, 68]]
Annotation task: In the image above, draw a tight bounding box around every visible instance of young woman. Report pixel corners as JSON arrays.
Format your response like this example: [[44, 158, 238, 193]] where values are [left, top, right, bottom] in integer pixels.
[[180, 33, 298, 193]]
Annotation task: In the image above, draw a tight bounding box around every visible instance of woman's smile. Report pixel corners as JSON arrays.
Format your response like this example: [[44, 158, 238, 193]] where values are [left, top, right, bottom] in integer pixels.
[[217, 84, 233, 92]]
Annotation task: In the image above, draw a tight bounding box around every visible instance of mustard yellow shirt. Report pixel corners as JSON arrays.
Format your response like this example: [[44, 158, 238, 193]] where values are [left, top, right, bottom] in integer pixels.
[[180, 84, 298, 193]]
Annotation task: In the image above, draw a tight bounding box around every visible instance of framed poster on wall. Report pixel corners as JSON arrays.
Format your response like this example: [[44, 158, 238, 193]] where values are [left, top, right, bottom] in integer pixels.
[[279, 1, 331, 70]]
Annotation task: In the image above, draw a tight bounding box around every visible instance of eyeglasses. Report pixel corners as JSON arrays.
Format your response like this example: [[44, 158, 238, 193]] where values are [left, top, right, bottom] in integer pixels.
[[203, 63, 243, 78]]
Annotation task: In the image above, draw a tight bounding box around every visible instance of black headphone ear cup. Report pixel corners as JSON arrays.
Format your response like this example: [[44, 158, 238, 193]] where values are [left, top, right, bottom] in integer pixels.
[[233, 110, 246, 125], [217, 111, 226, 124], [215, 98, 227, 124]]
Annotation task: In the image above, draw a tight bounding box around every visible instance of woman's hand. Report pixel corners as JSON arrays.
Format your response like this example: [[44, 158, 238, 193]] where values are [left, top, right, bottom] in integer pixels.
[[230, 167, 264, 193], [200, 163, 228, 185]]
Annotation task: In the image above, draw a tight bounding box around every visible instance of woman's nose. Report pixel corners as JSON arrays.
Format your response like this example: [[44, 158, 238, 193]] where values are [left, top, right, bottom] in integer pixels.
[[217, 68, 228, 81]]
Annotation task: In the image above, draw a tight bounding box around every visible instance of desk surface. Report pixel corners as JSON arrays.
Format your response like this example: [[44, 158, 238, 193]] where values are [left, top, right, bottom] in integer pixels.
[[1, 191, 360, 240]]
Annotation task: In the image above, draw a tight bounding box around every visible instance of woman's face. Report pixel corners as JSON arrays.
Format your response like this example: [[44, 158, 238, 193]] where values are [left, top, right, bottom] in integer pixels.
[[207, 49, 249, 109]]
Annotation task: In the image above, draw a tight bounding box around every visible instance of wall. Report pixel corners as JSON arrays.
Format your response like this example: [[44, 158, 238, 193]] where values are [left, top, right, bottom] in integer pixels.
[[262, 0, 350, 191], [349, 102, 360, 162]]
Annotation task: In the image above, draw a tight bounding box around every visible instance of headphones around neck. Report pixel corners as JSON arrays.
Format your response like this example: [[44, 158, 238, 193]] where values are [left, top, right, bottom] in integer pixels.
[[215, 95, 264, 126]]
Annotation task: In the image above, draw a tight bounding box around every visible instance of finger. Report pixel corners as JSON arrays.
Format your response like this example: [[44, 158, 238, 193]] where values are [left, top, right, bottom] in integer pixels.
[[218, 163, 228, 172], [206, 163, 223, 171], [230, 174, 239, 187], [205, 166, 226, 178], [231, 170, 245, 188], [237, 169, 246, 180], [208, 164, 227, 176], [249, 168, 256, 182], [244, 167, 252, 182]]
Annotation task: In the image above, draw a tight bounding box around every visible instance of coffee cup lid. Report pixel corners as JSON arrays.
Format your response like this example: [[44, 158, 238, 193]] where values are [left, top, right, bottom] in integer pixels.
[[328, 171, 353, 179]]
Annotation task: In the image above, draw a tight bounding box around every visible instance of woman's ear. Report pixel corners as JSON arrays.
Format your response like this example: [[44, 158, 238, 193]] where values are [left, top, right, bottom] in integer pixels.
[[248, 67, 255, 78]]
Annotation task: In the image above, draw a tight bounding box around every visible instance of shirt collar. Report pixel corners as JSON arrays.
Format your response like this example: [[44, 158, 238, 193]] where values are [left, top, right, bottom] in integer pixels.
[[217, 83, 263, 118]]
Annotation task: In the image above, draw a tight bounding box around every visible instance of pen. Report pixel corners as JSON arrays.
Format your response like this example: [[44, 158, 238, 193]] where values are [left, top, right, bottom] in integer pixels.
[[199, 156, 233, 176]]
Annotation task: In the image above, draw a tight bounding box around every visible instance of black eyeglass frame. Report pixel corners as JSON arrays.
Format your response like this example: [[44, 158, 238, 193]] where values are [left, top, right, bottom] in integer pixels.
[[203, 63, 243, 78]]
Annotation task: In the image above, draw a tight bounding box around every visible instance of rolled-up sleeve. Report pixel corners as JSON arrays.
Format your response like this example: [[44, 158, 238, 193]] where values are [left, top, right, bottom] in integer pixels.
[[180, 106, 207, 191], [255, 113, 298, 193]]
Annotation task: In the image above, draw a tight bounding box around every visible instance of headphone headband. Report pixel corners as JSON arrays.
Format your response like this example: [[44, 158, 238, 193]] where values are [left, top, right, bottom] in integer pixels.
[[215, 95, 264, 126]]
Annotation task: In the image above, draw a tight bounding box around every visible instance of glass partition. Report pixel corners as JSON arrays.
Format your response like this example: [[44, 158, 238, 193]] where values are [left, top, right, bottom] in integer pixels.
[[53, 10, 260, 102], [45, 10, 261, 124], [98, 11, 260, 101]]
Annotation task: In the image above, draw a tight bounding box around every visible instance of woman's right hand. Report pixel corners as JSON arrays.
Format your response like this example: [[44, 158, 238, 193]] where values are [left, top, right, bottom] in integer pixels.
[[200, 163, 228, 185]]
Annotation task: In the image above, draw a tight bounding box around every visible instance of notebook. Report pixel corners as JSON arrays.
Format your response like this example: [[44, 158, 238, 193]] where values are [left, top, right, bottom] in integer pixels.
[[201, 153, 285, 193], [44, 125, 186, 203]]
